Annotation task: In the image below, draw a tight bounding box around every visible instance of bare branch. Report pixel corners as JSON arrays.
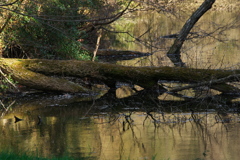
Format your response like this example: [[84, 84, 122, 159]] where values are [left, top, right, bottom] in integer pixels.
[[0, 0, 19, 7], [167, 0, 216, 67], [92, 29, 102, 61], [0, 0, 132, 25], [168, 74, 240, 93], [0, 13, 12, 34], [0, 68, 19, 92]]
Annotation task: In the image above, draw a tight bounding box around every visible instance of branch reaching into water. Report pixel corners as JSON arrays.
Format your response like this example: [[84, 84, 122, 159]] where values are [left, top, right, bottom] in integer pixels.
[[166, 0, 216, 67], [168, 74, 240, 93], [0, 100, 15, 117], [0, 68, 19, 92]]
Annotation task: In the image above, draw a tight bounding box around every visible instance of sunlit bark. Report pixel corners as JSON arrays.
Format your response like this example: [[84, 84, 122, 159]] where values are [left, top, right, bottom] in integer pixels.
[[92, 29, 102, 61], [0, 59, 92, 93]]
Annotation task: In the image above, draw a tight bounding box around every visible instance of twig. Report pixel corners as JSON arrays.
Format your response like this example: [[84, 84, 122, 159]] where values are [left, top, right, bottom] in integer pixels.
[[0, 100, 6, 110], [82, 99, 96, 118], [0, 0, 19, 7], [0, 100, 15, 118], [168, 74, 240, 93], [0, 68, 19, 92]]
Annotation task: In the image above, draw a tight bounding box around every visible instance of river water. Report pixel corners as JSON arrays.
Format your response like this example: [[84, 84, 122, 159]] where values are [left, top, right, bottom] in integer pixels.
[[1, 1, 240, 160], [1, 98, 240, 160]]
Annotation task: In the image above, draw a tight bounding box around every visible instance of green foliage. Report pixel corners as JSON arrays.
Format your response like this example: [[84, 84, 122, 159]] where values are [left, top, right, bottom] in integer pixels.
[[0, 151, 87, 160], [0, 73, 17, 93], [109, 19, 136, 50], [77, 50, 92, 60], [2, 0, 103, 60]]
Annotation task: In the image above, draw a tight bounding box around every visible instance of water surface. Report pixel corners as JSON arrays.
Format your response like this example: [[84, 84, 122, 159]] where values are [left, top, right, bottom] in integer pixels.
[[1, 100, 240, 160]]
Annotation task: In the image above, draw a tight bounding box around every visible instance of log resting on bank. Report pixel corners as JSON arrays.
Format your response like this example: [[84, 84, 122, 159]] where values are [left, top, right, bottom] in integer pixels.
[[0, 58, 240, 93]]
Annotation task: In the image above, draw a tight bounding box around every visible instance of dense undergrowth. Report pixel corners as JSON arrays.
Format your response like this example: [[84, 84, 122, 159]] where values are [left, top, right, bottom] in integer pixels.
[[0, 0, 106, 60], [0, 151, 90, 160]]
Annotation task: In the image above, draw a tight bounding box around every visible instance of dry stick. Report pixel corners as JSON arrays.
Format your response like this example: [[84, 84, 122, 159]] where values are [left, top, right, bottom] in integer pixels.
[[0, 0, 24, 33], [0, 100, 6, 110], [0, 68, 19, 91], [82, 99, 95, 119], [0, 100, 15, 111], [0, 0, 19, 7], [0, 0, 131, 23], [0, 100, 15, 117], [168, 74, 240, 93], [0, 13, 13, 34], [92, 29, 102, 61]]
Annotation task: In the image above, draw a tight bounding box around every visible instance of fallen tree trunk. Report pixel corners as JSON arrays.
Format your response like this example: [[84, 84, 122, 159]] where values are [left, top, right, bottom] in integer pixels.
[[0, 58, 240, 93], [0, 59, 92, 93]]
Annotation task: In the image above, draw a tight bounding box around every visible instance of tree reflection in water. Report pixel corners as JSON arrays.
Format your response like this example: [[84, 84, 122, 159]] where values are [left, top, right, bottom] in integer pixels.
[[93, 109, 240, 160], [0, 98, 240, 160]]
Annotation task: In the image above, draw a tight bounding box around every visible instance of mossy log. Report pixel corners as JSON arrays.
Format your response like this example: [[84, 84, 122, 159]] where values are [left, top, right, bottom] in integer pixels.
[[0, 58, 240, 93], [0, 59, 91, 93]]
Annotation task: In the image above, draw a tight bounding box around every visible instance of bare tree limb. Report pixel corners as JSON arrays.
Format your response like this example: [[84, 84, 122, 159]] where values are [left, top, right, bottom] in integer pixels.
[[0, 0, 24, 34], [92, 29, 102, 61], [0, 13, 13, 34], [0, 68, 19, 92], [167, 0, 216, 67], [0, 0, 19, 7], [0, 0, 132, 25], [169, 74, 240, 93]]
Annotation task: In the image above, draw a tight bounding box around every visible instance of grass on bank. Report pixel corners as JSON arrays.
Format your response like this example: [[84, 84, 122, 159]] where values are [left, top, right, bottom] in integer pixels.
[[0, 151, 204, 160], [0, 151, 90, 160]]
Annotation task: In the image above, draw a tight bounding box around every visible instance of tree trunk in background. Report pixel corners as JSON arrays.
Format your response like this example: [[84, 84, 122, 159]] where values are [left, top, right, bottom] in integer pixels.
[[167, 0, 216, 67]]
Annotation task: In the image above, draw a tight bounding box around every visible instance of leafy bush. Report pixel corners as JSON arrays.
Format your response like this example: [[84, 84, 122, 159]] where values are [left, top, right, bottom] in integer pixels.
[[0, 71, 18, 93], [2, 0, 102, 60]]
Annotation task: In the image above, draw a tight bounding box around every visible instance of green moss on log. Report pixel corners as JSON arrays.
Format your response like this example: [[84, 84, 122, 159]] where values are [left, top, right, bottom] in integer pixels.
[[0, 59, 91, 93], [1, 58, 240, 93]]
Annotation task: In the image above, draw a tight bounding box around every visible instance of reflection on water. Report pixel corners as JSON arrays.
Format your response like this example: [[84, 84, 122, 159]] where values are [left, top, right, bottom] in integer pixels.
[[1, 1, 240, 160], [1, 102, 240, 160]]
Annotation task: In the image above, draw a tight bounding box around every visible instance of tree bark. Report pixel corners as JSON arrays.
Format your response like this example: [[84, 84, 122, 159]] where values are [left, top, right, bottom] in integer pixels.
[[167, 0, 216, 67], [1, 58, 240, 94], [0, 59, 92, 93]]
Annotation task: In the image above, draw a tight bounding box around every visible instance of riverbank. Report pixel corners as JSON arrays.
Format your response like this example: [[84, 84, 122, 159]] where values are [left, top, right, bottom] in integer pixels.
[[0, 151, 86, 160]]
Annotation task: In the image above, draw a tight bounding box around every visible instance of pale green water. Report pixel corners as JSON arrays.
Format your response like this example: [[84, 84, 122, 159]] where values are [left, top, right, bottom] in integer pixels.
[[0, 99, 240, 160]]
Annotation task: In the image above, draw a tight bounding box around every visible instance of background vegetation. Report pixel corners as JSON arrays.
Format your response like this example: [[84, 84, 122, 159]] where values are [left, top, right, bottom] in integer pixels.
[[0, 0, 109, 60]]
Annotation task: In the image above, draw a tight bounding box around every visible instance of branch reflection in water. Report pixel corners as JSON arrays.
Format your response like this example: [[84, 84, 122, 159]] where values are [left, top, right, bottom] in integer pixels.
[[93, 110, 240, 160], [0, 99, 240, 160]]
